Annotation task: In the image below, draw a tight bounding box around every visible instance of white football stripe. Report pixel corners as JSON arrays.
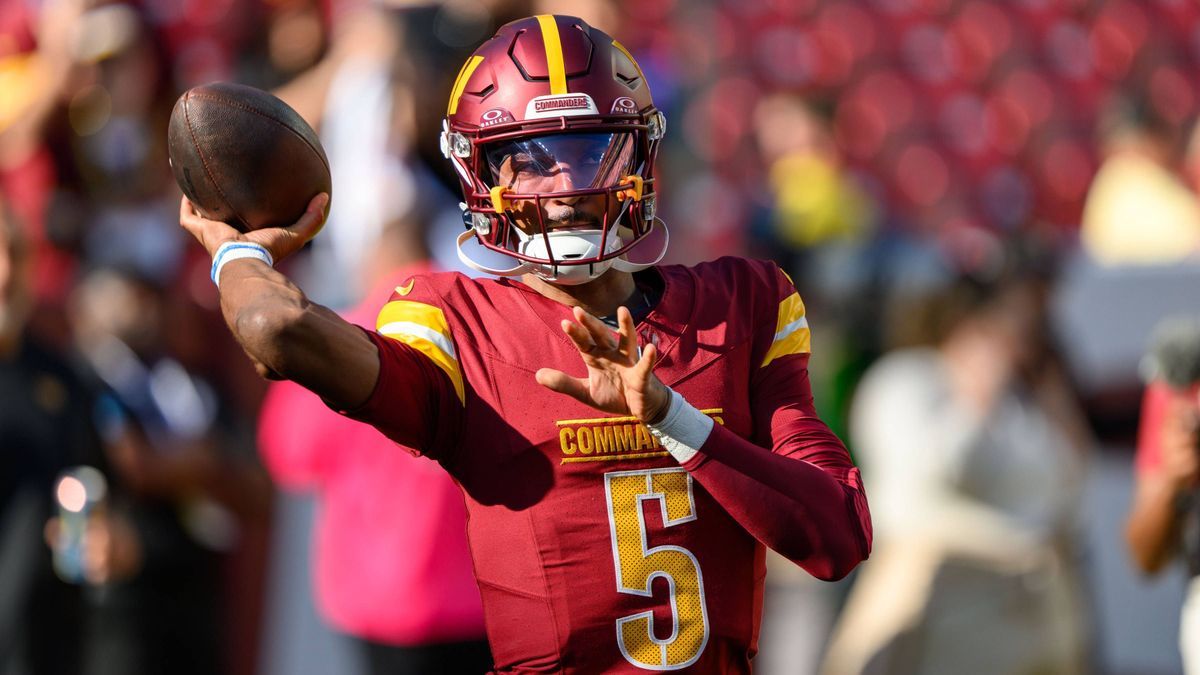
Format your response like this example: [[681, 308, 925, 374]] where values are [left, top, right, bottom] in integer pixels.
[[774, 315, 809, 343], [377, 321, 458, 360]]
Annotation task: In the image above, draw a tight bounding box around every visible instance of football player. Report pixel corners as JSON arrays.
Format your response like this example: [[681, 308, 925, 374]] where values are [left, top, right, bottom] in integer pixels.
[[180, 15, 872, 673]]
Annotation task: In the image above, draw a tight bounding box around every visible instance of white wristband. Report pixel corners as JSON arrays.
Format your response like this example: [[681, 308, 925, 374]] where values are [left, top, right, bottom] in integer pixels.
[[646, 388, 714, 464], [211, 242, 274, 287]]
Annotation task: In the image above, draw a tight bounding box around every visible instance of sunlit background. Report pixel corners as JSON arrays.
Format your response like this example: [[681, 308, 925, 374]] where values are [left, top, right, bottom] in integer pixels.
[[3, 0, 1200, 674]]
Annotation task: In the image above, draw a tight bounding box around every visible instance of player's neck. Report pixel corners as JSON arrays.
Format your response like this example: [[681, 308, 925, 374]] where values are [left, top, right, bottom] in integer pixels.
[[522, 269, 637, 318]]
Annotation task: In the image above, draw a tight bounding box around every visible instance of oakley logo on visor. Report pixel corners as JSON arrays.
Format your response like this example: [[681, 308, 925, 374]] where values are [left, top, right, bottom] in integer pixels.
[[526, 94, 599, 119]]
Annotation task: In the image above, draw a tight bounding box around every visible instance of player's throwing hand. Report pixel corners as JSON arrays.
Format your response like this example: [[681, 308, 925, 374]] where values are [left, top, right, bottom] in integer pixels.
[[178, 192, 329, 263]]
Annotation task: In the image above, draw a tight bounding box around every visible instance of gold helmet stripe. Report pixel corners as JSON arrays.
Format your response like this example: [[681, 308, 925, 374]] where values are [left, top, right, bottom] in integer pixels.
[[535, 15, 568, 95], [447, 55, 484, 115]]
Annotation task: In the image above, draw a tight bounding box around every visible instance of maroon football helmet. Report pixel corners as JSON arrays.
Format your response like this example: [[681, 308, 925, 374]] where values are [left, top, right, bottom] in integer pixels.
[[440, 15, 667, 283]]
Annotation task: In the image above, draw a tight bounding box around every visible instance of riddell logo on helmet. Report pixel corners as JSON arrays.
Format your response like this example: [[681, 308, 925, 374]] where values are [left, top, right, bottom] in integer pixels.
[[525, 94, 599, 119]]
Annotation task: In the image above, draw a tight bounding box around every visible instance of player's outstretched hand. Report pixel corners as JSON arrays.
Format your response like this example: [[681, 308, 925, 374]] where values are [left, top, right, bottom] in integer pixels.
[[536, 306, 671, 423], [178, 192, 329, 264]]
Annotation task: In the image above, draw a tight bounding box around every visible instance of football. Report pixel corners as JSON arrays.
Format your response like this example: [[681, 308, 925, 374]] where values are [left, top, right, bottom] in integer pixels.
[[168, 82, 331, 232]]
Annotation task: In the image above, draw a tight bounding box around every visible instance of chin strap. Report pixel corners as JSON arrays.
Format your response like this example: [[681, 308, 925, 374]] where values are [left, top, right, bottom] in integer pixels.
[[456, 229, 531, 277], [610, 217, 669, 273], [455, 218, 671, 280]]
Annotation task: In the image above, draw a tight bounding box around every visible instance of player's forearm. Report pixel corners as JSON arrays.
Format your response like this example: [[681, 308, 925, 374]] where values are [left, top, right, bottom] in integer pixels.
[[681, 423, 871, 580], [218, 259, 379, 409], [643, 361, 872, 579], [1125, 475, 1187, 574]]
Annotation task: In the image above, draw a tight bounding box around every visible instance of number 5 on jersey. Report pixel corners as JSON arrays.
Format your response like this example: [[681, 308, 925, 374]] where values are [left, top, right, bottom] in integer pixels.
[[605, 468, 710, 670]]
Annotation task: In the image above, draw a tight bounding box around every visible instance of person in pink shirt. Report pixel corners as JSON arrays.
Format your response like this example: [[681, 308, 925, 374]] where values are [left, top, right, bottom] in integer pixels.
[[258, 223, 491, 673], [1126, 318, 1200, 674]]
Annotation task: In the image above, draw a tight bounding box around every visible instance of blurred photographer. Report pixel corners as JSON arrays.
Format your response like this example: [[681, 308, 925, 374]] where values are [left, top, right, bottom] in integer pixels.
[[1126, 317, 1200, 674]]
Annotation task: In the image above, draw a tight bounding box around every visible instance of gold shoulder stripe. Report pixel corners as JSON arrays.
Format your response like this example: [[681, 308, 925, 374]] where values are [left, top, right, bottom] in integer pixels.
[[376, 300, 452, 339], [375, 300, 465, 404], [777, 292, 805, 327], [447, 55, 484, 115], [761, 292, 811, 368], [535, 15, 568, 94]]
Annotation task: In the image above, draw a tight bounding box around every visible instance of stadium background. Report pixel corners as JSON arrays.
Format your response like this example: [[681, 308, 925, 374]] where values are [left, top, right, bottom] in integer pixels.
[[2, 0, 1199, 673]]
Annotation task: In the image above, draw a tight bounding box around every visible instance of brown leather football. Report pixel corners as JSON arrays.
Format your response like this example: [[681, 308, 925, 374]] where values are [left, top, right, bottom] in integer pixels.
[[168, 82, 331, 232]]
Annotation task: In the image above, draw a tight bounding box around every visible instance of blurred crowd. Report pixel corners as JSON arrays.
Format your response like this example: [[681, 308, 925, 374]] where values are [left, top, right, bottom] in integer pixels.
[[3, 0, 1200, 674]]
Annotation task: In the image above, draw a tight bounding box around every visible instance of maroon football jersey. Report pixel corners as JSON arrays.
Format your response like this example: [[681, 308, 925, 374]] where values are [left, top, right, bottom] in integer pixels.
[[351, 256, 863, 673]]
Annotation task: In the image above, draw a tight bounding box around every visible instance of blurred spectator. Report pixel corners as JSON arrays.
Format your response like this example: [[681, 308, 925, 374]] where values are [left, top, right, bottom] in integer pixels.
[[260, 9, 489, 674], [1, 1, 192, 353], [824, 253, 1091, 674], [48, 4, 183, 285], [754, 93, 873, 257], [0, 0, 93, 311], [749, 92, 883, 435], [0, 192, 97, 675], [69, 264, 269, 675], [258, 216, 491, 675], [391, 0, 533, 196], [276, 4, 424, 308], [246, 0, 329, 90], [1125, 317, 1200, 674], [1081, 94, 1200, 266], [747, 94, 880, 674], [272, 0, 534, 201]]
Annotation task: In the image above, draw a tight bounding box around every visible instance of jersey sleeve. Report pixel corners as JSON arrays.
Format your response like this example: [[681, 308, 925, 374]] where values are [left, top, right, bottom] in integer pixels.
[[679, 261, 872, 580], [340, 276, 465, 460], [756, 265, 812, 370], [749, 265, 856, 474]]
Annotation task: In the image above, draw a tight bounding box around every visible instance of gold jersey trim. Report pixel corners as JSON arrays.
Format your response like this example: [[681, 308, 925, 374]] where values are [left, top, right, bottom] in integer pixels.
[[376, 300, 465, 405], [562, 451, 670, 464], [557, 410, 725, 464], [761, 291, 811, 368]]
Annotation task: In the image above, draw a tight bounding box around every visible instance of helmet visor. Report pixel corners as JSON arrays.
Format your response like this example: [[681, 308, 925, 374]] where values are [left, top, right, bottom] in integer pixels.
[[484, 132, 636, 192]]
